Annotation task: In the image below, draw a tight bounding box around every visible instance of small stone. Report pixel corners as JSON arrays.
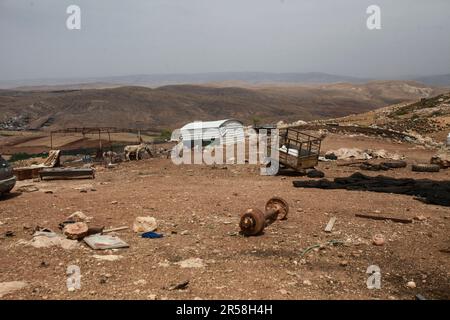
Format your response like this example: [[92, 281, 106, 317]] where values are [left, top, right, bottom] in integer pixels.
[[93, 255, 123, 262], [180, 230, 189, 235], [414, 215, 427, 221], [279, 289, 289, 295], [406, 281, 416, 289], [175, 258, 205, 268], [111, 201, 118, 205], [303, 280, 312, 286], [339, 260, 348, 267], [133, 279, 147, 286], [63, 222, 89, 240], [372, 234, 385, 246], [133, 216, 157, 233], [67, 211, 91, 223]]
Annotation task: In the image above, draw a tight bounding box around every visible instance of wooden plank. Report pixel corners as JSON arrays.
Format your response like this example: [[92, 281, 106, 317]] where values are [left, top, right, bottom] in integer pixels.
[[324, 217, 337, 233], [103, 226, 129, 233], [39, 168, 95, 180], [355, 213, 413, 224]]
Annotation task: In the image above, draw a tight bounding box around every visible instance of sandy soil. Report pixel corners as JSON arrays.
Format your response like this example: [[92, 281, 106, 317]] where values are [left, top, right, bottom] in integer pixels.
[[0, 134, 449, 300]]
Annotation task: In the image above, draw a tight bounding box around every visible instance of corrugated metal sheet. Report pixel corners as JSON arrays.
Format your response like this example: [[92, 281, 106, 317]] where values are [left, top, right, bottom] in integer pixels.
[[180, 119, 244, 145]]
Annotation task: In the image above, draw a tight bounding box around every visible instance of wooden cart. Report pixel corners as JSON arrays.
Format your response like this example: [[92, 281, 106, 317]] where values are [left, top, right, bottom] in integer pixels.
[[277, 127, 321, 172]]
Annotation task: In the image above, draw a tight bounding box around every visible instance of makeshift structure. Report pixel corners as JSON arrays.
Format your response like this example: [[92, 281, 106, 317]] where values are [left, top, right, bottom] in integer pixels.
[[179, 119, 244, 147]]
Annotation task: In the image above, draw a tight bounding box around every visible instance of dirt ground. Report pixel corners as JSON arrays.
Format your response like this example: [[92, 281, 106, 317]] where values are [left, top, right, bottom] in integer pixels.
[[0, 134, 449, 300]]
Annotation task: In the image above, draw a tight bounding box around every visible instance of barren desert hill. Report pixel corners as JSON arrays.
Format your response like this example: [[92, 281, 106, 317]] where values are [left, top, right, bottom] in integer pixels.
[[0, 80, 447, 131], [327, 90, 450, 142]]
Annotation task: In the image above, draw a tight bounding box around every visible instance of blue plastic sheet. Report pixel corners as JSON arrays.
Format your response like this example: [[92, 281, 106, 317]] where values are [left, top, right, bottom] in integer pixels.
[[141, 231, 163, 239]]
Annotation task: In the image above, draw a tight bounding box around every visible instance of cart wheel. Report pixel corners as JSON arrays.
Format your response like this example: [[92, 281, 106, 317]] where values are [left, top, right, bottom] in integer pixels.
[[239, 208, 266, 236], [265, 197, 289, 221]]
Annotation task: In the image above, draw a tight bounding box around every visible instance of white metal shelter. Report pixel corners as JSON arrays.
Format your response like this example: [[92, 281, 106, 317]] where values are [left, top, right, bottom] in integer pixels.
[[179, 119, 244, 146]]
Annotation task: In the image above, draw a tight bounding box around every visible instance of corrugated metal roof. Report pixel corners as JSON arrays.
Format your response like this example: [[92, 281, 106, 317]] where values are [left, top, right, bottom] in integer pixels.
[[180, 119, 243, 131]]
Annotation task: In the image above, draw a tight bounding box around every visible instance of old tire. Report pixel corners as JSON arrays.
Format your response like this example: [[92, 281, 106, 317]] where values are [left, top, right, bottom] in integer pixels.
[[307, 169, 325, 178], [412, 164, 440, 173], [382, 161, 407, 169]]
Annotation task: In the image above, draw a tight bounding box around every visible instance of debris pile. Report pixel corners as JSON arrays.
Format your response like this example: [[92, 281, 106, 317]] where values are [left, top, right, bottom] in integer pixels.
[[324, 148, 404, 161], [431, 152, 450, 169]]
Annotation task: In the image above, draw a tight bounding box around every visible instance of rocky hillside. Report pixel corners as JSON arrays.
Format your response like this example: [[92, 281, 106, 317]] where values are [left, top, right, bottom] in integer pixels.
[[331, 92, 450, 142]]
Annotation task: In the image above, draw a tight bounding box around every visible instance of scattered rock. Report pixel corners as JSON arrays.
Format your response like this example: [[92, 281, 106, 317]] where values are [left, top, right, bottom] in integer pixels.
[[111, 201, 118, 205], [372, 234, 385, 246], [431, 153, 450, 169], [133, 279, 148, 286], [67, 211, 92, 223], [414, 215, 427, 221], [339, 260, 348, 267], [279, 289, 289, 295], [133, 216, 157, 233], [92, 254, 123, 261], [175, 258, 205, 268], [0, 281, 28, 298], [4, 231, 15, 237], [28, 234, 79, 250], [406, 281, 417, 289], [63, 222, 89, 240], [180, 230, 189, 236], [168, 280, 189, 290], [303, 280, 312, 286], [16, 185, 39, 193]]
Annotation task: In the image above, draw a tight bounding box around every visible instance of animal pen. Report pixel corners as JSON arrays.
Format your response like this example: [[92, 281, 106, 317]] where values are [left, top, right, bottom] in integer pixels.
[[49, 127, 153, 160]]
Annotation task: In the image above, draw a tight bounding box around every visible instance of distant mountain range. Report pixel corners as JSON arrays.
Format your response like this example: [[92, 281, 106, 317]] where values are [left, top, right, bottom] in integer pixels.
[[1, 72, 450, 90]]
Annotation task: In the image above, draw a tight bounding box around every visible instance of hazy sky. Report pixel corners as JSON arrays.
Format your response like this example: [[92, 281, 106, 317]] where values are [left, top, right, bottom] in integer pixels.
[[1, 0, 449, 81]]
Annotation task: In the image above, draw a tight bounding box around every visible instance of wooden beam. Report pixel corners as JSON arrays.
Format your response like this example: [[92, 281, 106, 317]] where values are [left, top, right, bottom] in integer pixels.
[[355, 213, 413, 224], [324, 217, 337, 233]]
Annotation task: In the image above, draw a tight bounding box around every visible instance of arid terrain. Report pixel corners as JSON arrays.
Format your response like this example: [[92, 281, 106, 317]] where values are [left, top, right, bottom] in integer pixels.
[[0, 131, 449, 300], [1, 87, 449, 300], [1, 81, 447, 131]]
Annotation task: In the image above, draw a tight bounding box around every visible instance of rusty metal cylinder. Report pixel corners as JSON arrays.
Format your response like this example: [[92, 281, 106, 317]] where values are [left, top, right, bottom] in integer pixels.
[[239, 197, 289, 236]]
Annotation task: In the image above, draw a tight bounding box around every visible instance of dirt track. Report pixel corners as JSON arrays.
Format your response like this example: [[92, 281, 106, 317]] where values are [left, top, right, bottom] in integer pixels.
[[0, 134, 449, 300]]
